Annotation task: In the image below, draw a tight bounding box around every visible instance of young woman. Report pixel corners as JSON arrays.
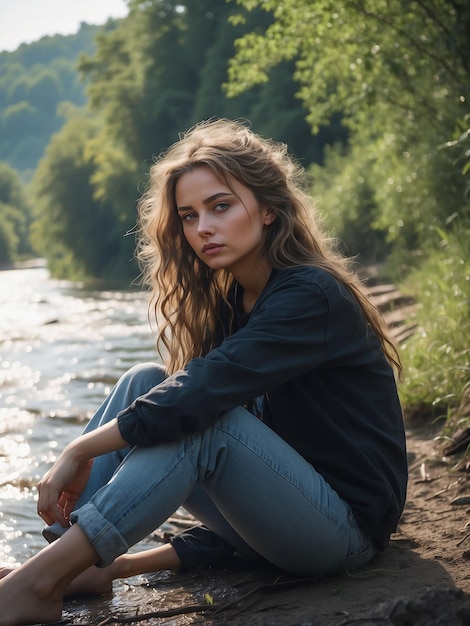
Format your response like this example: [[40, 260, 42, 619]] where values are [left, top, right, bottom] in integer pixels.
[[0, 118, 407, 625]]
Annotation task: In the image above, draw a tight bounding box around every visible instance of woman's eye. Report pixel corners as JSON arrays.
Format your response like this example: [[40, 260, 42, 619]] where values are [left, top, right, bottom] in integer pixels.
[[181, 212, 196, 222], [214, 202, 230, 212]]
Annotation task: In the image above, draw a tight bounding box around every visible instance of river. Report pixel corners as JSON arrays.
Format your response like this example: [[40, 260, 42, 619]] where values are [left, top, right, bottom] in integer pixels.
[[0, 263, 158, 567]]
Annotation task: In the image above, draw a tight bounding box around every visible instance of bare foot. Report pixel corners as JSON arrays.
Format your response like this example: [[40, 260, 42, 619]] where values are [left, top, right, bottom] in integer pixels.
[[0, 521, 99, 624], [0, 566, 63, 626], [0, 563, 112, 601]]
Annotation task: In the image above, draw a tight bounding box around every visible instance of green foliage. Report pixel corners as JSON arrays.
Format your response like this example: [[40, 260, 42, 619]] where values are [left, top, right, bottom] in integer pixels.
[[310, 141, 390, 263], [227, 0, 468, 130], [30, 108, 138, 282], [395, 119, 470, 420], [0, 161, 31, 264], [2, 101, 42, 139], [0, 207, 19, 265], [27, 70, 62, 112], [311, 121, 468, 265], [441, 116, 470, 201], [227, 0, 470, 264], [0, 23, 101, 175], [398, 226, 470, 419], [78, 0, 319, 167]]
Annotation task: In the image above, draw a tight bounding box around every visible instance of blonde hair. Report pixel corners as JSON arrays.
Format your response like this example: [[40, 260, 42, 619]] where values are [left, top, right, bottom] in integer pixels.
[[136, 118, 401, 375]]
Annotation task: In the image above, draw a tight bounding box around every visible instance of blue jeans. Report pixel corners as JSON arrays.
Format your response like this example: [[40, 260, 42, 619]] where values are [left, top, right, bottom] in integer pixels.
[[44, 363, 376, 576]]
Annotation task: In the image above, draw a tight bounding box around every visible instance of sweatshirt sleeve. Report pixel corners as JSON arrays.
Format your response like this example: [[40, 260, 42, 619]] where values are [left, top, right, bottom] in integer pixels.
[[117, 269, 368, 446]]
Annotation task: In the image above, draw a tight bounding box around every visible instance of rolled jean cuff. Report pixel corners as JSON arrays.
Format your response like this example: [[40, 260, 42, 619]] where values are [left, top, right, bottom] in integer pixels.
[[70, 502, 129, 568]]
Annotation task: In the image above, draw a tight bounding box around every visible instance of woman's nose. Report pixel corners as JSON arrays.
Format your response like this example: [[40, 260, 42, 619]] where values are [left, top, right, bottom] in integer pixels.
[[197, 213, 215, 235]]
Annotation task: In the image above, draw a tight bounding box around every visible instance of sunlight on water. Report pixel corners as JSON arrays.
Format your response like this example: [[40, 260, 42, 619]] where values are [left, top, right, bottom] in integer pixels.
[[0, 265, 157, 565]]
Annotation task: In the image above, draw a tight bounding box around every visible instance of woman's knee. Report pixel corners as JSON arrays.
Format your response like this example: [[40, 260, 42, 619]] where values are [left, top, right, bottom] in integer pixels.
[[117, 362, 167, 396]]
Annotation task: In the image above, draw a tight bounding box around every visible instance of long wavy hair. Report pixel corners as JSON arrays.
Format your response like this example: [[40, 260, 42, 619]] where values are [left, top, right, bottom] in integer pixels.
[[136, 118, 401, 375]]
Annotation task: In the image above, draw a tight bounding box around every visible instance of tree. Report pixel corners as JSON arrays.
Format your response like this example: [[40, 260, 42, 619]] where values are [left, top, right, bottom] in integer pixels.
[[0, 162, 31, 264], [2, 102, 43, 139], [78, 0, 325, 192], [225, 0, 470, 261], [227, 1, 468, 131], [30, 107, 138, 281], [25, 0, 353, 281], [27, 70, 62, 113], [0, 23, 101, 173]]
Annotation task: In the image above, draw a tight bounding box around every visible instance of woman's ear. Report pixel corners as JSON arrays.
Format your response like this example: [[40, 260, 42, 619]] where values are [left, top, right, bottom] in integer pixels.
[[263, 207, 276, 226]]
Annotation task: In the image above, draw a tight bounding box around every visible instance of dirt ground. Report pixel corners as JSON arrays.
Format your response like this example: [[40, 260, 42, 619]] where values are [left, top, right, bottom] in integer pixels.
[[61, 421, 470, 626]]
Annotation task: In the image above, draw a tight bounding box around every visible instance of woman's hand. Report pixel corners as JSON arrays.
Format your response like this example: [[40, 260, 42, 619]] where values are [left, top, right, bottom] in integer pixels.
[[57, 457, 93, 523], [37, 447, 93, 527], [36, 418, 128, 527]]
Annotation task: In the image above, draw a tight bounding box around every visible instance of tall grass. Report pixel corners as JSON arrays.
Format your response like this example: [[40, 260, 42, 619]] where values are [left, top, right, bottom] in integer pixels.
[[398, 226, 470, 429]]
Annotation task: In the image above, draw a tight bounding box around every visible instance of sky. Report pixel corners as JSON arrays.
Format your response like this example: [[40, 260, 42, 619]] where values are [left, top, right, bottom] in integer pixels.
[[0, 0, 129, 53]]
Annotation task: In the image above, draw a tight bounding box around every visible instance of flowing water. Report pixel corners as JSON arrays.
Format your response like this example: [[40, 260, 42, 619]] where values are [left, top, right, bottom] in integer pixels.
[[0, 263, 158, 567]]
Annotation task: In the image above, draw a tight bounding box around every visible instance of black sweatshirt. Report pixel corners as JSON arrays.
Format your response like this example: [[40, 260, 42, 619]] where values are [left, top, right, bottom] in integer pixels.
[[117, 266, 407, 553]]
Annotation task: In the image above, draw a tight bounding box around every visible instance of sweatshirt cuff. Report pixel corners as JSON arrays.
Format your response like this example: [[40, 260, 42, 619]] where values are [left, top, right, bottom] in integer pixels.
[[117, 407, 149, 447]]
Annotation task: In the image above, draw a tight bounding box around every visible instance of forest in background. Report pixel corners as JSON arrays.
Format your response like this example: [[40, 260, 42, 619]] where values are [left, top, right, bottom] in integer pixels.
[[0, 0, 469, 426], [0, 22, 103, 176]]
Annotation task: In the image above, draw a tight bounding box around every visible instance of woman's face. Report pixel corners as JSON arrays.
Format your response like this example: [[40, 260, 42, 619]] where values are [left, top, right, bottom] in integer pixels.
[[175, 166, 275, 282]]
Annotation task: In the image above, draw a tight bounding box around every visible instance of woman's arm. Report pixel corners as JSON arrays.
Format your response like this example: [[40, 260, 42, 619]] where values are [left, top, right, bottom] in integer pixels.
[[117, 270, 333, 447], [68, 418, 129, 461], [37, 419, 128, 527]]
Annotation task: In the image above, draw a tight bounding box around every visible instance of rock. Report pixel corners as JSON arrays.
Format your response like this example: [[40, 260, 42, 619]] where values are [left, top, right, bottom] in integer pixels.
[[343, 587, 470, 626]]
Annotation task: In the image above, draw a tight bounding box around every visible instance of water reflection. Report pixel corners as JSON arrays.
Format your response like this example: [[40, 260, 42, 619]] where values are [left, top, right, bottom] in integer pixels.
[[0, 265, 157, 565]]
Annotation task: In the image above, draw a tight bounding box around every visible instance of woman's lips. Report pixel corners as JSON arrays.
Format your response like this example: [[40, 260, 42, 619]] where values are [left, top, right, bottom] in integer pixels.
[[202, 243, 224, 254]]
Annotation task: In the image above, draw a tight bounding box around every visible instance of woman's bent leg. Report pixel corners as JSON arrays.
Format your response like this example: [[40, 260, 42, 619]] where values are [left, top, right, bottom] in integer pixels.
[[78, 362, 167, 499], [43, 362, 167, 542], [182, 486, 263, 562], [71, 408, 375, 576], [205, 411, 376, 575]]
